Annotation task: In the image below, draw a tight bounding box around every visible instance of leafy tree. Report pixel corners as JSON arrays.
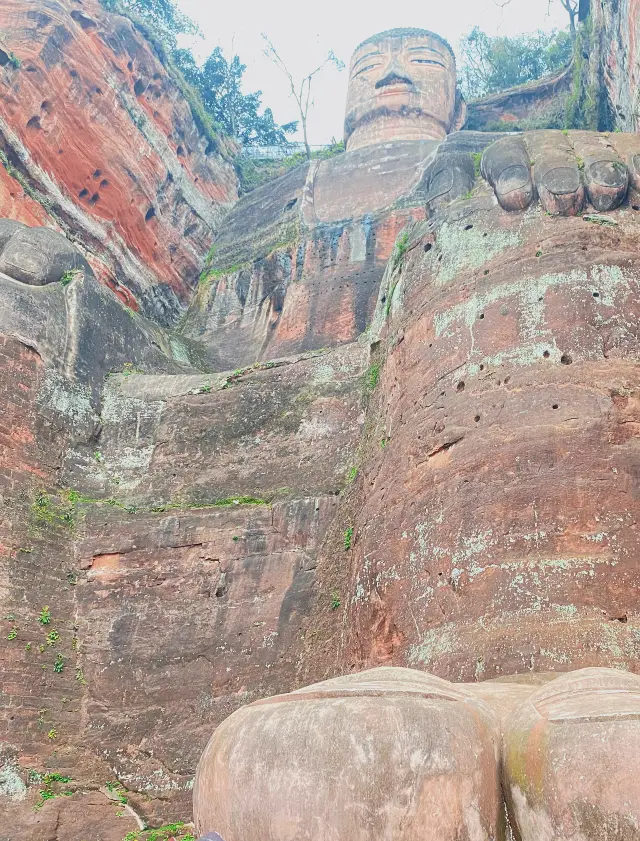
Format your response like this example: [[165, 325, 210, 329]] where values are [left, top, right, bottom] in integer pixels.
[[459, 27, 573, 99], [100, 0, 198, 48], [174, 47, 298, 146], [101, 1, 296, 147]]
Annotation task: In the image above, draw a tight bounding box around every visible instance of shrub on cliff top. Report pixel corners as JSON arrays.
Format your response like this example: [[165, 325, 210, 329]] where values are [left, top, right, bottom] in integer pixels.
[[99, 0, 197, 49], [459, 27, 573, 99], [100, 0, 296, 161]]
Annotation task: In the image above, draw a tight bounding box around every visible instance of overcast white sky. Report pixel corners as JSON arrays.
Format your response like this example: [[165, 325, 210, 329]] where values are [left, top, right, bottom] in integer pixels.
[[175, 0, 570, 144]]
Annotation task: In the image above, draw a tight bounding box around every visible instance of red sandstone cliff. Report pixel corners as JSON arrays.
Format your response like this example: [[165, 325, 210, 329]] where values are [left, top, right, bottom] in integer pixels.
[[590, 0, 640, 132], [0, 0, 238, 322]]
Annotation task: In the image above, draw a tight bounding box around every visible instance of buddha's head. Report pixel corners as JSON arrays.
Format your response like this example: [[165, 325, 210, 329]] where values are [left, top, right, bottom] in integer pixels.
[[344, 28, 466, 152]]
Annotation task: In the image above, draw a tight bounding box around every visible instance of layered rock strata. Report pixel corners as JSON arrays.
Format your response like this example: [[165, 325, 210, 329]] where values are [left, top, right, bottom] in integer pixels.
[[0, 0, 238, 323]]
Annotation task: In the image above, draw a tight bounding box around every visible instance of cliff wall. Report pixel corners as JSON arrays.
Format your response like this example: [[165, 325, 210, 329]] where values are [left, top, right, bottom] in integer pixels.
[[302, 196, 640, 682], [590, 0, 640, 132], [0, 0, 238, 323]]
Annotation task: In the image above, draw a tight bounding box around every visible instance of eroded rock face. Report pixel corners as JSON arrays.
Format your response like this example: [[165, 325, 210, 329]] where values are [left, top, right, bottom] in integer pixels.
[[592, 0, 640, 133], [0, 0, 238, 322], [322, 194, 640, 680], [4, 11, 640, 836], [183, 142, 431, 369]]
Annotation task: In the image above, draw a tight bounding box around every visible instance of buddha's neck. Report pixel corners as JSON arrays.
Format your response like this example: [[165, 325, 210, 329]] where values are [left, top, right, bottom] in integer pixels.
[[346, 114, 448, 152]]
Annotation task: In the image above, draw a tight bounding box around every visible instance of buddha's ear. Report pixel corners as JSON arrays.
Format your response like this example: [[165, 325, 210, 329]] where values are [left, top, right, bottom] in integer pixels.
[[453, 89, 467, 131]]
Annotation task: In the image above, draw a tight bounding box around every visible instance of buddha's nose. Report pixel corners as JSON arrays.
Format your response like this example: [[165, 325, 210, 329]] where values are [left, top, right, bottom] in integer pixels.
[[375, 57, 413, 88]]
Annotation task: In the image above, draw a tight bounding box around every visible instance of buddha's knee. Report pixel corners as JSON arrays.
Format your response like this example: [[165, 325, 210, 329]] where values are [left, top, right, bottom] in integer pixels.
[[503, 668, 640, 841], [0, 220, 91, 285], [194, 667, 504, 841]]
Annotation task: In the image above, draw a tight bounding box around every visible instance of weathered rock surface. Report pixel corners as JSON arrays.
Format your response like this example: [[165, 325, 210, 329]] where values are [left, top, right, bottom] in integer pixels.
[[4, 11, 640, 836], [0, 0, 238, 322], [0, 790, 140, 841], [0, 330, 367, 830], [66, 343, 368, 504], [310, 194, 640, 681], [591, 0, 640, 133], [0, 227, 200, 401], [183, 142, 430, 369], [466, 66, 572, 132]]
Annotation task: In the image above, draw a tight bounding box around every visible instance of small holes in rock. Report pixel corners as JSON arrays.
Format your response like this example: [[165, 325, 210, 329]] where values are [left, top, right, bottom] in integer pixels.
[[479, 313, 484, 320], [177, 145, 185, 156], [479, 364, 484, 371], [284, 198, 297, 211], [26, 116, 41, 131], [561, 354, 572, 365], [552, 403, 559, 410], [538, 296, 544, 302], [543, 350, 550, 359], [464, 224, 473, 231], [89, 193, 100, 205], [633, 205, 640, 211], [438, 254, 443, 263], [484, 269, 489, 275], [424, 243, 432, 252], [593, 291, 600, 298], [456, 381, 465, 392], [78, 188, 89, 198], [145, 206, 156, 222], [474, 415, 481, 423], [93, 169, 102, 179], [504, 376, 511, 384]]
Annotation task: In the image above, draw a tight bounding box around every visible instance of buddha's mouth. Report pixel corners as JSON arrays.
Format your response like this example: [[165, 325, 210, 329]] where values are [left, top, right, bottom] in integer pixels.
[[378, 85, 414, 98]]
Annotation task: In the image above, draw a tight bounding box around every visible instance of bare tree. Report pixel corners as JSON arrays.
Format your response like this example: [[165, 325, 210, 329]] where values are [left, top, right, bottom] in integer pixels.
[[558, 0, 579, 40], [262, 34, 344, 159], [493, 0, 579, 40]]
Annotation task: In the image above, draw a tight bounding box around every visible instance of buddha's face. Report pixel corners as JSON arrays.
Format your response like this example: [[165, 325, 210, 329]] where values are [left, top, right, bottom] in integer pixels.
[[344, 30, 463, 152]]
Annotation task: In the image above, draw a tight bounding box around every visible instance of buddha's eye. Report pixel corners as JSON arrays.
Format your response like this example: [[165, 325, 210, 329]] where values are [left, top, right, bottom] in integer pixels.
[[353, 64, 380, 78], [411, 59, 446, 68]]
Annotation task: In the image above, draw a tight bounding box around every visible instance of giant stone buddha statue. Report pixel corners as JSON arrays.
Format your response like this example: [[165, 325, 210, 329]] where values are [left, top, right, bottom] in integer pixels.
[[188, 26, 640, 369], [191, 25, 640, 841]]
